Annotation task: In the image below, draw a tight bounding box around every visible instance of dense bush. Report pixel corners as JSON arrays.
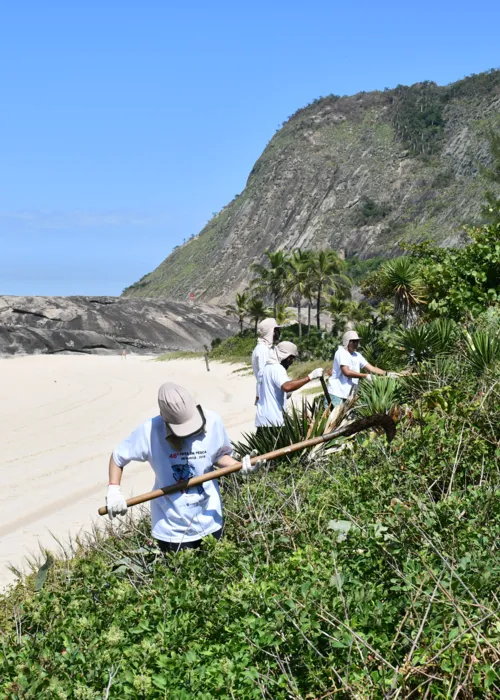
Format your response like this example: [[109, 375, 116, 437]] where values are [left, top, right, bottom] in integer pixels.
[[406, 220, 500, 320]]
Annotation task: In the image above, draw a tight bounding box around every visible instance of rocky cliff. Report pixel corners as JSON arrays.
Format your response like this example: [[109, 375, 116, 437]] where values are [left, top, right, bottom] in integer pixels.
[[123, 70, 500, 304], [0, 296, 235, 356]]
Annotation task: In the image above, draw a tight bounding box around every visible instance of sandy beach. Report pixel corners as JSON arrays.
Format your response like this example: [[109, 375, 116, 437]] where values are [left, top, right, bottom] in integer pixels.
[[0, 354, 255, 589]]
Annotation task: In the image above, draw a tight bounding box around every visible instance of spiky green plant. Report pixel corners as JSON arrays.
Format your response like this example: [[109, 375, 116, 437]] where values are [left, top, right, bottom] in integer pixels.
[[463, 329, 500, 375], [396, 318, 457, 364], [356, 376, 400, 417], [233, 397, 338, 459], [401, 357, 459, 401], [377, 257, 426, 326]]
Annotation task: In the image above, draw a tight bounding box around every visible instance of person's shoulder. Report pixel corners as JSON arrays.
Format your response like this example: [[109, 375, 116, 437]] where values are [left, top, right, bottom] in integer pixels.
[[149, 415, 165, 433], [273, 363, 288, 377], [204, 409, 223, 428]]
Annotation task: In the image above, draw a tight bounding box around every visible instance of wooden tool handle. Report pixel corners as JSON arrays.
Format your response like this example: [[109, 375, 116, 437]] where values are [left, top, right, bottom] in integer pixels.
[[98, 413, 396, 516]]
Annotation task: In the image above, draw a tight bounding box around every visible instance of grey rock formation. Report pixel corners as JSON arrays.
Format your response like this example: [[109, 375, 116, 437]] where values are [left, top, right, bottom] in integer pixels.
[[0, 296, 236, 356], [123, 71, 500, 304]]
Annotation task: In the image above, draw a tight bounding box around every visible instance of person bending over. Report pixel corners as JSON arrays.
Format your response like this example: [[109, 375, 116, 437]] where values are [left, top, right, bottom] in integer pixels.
[[106, 382, 264, 552], [255, 341, 324, 429]]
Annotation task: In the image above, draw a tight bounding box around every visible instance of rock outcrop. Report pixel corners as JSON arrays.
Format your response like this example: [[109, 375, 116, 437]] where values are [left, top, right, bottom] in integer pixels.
[[0, 296, 235, 356], [123, 70, 500, 304]]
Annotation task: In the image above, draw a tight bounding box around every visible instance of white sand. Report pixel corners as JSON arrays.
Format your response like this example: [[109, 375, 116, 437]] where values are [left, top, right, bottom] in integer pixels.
[[0, 354, 256, 589]]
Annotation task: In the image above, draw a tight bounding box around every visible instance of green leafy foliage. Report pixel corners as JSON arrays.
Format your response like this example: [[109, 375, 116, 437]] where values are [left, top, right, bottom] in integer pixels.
[[391, 82, 445, 156], [209, 329, 256, 363], [408, 219, 500, 320], [354, 196, 392, 226]]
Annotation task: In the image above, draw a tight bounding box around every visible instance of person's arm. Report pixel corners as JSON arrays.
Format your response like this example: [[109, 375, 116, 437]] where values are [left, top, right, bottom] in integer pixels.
[[340, 365, 369, 379], [282, 365, 325, 393], [363, 362, 386, 376], [282, 376, 311, 392], [106, 422, 150, 519], [216, 453, 266, 476], [216, 454, 240, 468], [108, 455, 123, 485]]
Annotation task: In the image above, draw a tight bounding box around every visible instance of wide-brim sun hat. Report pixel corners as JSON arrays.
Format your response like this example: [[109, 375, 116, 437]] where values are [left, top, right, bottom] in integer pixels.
[[158, 382, 206, 438]]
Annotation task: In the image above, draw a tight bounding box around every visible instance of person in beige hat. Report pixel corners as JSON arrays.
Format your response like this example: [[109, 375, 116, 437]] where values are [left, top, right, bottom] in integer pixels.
[[255, 341, 325, 429], [106, 382, 265, 552], [251, 317, 280, 404], [326, 330, 390, 408]]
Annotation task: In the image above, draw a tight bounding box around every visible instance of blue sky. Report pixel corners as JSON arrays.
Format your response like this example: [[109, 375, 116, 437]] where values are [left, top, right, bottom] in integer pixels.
[[1, 1, 499, 296]]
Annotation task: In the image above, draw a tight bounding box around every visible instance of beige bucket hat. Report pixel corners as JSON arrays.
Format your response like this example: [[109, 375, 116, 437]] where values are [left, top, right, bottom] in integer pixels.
[[275, 341, 299, 362], [158, 382, 205, 438], [342, 330, 361, 349]]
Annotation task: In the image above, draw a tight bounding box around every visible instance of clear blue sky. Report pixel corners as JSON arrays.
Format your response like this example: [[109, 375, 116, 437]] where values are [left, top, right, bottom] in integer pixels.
[[1, 0, 499, 296]]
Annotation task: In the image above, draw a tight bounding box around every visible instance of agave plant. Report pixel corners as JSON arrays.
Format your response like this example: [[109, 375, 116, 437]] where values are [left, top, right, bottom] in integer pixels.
[[377, 257, 426, 327], [463, 329, 500, 375], [396, 318, 458, 365], [401, 357, 459, 402], [356, 376, 400, 418], [232, 396, 346, 460]]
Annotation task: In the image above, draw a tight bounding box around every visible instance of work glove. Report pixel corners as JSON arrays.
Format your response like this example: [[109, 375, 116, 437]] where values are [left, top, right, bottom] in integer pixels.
[[365, 373, 373, 382], [308, 367, 324, 381], [106, 485, 128, 520], [241, 450, 266, 476]]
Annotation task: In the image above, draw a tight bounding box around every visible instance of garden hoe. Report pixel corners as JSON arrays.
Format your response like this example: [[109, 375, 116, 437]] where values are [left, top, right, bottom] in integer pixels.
[[98, 413, 396, 516]]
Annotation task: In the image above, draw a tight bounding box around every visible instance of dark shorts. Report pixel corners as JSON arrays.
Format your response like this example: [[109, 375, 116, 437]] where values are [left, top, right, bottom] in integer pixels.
[[156, 527, 223, 553]]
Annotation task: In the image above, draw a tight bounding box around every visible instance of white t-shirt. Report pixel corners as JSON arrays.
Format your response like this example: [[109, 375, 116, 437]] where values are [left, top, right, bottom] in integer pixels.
[[113, 410, 232, 543], [255, 363, 290, 427], [327, 346, 368, 399], [251, 344, 277, 397]]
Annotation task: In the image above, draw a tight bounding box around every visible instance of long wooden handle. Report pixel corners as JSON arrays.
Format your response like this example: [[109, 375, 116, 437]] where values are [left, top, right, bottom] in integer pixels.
[[98, 413, 396, 515], [319, 374, 332, 408]]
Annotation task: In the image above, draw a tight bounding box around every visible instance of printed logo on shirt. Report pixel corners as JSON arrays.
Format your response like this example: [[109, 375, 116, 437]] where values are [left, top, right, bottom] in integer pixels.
[[172, 462, 204, 495]]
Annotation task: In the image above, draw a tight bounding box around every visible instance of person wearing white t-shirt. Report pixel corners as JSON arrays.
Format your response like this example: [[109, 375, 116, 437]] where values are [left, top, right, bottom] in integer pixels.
[[105, 382, 265, 552], [326, 330, 388, 407], [256, 341, 325, 429], [251, 317, 280, 404]]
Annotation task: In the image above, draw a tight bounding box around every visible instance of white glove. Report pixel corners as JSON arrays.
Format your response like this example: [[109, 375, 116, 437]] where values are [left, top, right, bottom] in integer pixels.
[[241, 450, 266, 476], [365, 373, 373, 382], [308, 368, 324, 381], [106, 485, 128, 520]]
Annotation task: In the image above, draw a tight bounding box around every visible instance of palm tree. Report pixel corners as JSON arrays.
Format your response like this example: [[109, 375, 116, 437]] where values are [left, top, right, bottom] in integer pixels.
[[309, 250, 351, 329], [247, 297, 268, 336], [344, 300, 373, 323], [224, 292, 248, 335], [377, 257, 426, 327], [274, 303, 295, 326], [325, 295, 350, 336], [286, 249, 313, 337], [251, 250, 290, 318]]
